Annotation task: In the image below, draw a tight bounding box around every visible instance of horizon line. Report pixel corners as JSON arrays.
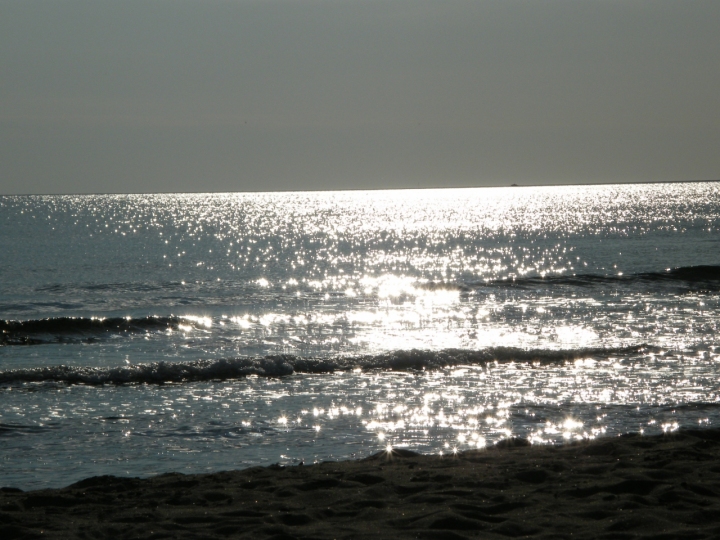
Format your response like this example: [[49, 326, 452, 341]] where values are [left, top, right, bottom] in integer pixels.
[[1, 178, 718, 198]]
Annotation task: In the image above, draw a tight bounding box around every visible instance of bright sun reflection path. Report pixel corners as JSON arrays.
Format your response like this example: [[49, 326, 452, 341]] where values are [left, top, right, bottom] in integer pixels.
[[179, 315, 212, 328]]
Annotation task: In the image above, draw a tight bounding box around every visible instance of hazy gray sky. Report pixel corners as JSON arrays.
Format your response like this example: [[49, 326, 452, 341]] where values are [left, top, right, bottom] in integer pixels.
[[1, 0, 719, 194]]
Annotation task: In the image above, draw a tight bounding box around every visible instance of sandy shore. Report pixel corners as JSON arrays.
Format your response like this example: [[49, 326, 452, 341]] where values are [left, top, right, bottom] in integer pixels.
[[3, 429, 720, 539]]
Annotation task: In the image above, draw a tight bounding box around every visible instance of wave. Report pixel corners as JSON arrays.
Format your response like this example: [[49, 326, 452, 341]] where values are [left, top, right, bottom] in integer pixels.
[[35, 281, 180, 294], [0, 345, 654, 385], [0, 422, 56, 437], [454, 265, 720, 291], [0, 316, 181, 345], [661, 265, 720, 281]]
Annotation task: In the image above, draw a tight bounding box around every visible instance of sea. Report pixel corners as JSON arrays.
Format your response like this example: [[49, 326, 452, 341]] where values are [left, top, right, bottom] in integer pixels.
[[1, 182, 719, 490]]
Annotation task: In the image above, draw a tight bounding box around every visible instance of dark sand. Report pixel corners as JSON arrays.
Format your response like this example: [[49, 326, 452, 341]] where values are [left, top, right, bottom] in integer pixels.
[[4, 429, 720, 539]]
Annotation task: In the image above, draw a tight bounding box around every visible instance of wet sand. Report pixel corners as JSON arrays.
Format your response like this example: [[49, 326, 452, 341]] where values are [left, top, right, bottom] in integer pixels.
[[3, 429, 720, 539]]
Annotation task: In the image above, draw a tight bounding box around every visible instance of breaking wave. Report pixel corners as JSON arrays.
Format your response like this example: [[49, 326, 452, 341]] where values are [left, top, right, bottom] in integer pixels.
[[447, 265, 720, 291], [0, 316, 182, 345], [0, 345, 655, 385]]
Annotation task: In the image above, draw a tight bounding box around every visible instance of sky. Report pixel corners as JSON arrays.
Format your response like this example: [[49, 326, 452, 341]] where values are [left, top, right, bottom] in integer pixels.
[[1, 0, 719, 195]]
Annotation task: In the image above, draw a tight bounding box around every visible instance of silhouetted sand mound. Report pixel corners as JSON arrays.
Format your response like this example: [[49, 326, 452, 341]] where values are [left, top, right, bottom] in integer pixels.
[[4, 429, 720, 539]]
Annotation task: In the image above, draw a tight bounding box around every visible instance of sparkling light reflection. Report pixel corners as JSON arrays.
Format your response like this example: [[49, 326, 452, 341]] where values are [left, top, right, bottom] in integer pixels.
[[2, 184, 720, 489]]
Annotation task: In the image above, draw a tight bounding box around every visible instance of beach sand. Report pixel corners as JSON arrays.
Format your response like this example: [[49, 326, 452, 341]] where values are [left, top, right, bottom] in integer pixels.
[[3, 429, 720, 539]]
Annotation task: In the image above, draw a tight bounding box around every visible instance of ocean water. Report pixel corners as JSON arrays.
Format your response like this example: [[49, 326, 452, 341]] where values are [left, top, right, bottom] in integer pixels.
[[1, 183, 719, 490]]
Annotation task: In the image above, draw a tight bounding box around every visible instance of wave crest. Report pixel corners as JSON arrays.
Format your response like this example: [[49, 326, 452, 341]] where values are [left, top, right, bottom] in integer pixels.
[[0, 345, 654, 385], [0, 316, 181, 345], [479, 265, 720, 289]]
